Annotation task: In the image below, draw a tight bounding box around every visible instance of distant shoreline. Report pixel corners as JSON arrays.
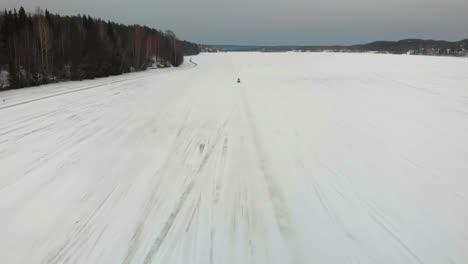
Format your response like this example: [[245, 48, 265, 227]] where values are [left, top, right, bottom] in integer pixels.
[[202, 39, 468, 57]]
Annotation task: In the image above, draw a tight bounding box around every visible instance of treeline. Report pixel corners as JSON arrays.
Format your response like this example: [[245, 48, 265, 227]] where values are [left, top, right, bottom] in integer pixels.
[[203, 39, 468, 57], [349, 39, 468, 55], [0, 7, 200, 90]]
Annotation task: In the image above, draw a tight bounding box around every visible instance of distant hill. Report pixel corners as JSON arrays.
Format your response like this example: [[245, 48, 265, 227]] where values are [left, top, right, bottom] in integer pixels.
[[202, 39, 468, 57], [348, 39, 468, 55]]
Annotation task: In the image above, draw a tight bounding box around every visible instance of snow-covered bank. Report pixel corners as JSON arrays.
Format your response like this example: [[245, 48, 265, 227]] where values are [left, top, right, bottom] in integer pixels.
[[0, 57, 196, 109], [0, 52, 467, 263]]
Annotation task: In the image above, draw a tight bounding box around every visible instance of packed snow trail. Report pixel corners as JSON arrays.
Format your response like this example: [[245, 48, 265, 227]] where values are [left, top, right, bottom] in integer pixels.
[[1, 53, 467, 264]]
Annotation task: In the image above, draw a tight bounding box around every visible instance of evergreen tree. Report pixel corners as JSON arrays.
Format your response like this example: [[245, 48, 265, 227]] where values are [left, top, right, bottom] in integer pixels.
[[0, 7, 200, 90]]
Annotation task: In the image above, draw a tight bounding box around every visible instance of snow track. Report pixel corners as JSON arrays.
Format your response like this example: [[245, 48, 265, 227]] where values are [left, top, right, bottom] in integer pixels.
[[0, 53, 467, 264]]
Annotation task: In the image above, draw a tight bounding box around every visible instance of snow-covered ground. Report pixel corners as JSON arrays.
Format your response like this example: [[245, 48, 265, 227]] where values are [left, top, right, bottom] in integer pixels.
[[1, 53, 467, 264]]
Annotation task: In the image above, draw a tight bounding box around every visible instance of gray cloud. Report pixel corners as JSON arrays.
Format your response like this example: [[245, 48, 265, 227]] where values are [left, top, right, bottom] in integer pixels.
[[3, 0, 468, 45]]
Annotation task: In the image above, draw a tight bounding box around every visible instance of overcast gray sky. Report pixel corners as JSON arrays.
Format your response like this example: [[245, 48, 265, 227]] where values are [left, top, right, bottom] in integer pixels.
[[3, 0, 468, 45]]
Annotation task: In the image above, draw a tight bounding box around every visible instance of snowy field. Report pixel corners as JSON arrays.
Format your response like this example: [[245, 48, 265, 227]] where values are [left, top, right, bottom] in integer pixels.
[[0, 52, 467, 264]]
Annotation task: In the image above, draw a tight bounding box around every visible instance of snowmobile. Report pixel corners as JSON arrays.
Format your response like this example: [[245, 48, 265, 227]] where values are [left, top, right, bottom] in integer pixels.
[[237, 78, 241, 83]]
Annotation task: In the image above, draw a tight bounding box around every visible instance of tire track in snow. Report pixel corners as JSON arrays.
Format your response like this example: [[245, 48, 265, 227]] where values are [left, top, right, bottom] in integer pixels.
[[0, 59, 198, 111], [142, 179, 196, 264], [120, 74, 203, 263], [0, 76, 149, 111], [238, 82, 296, 244], [189, 57, 198, 67], [122, 85, 197, 264], [123, 132, 187, 264], [357, 195, 426, 264], [142, 113, 231, 264]]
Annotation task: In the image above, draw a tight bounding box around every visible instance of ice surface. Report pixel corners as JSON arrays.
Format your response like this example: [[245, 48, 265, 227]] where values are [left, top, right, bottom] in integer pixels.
[[0, 53, 467, 263]]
